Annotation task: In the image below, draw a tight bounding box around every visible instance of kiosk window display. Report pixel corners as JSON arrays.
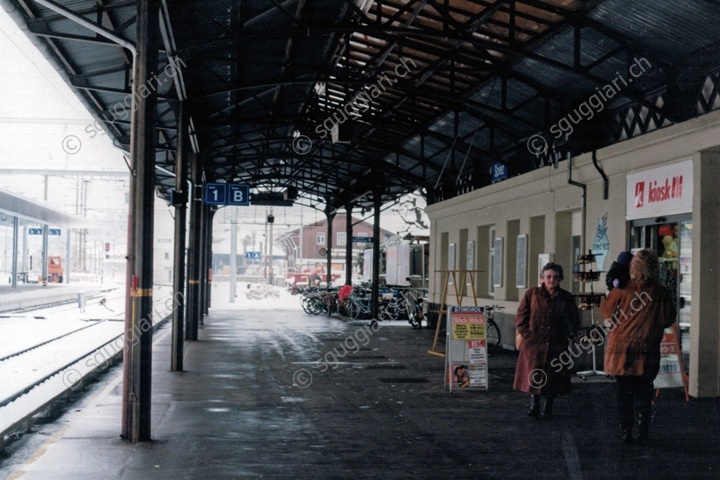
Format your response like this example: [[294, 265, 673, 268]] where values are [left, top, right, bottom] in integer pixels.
[[629, 218, 691, 375], [626, 160, 692, 378]]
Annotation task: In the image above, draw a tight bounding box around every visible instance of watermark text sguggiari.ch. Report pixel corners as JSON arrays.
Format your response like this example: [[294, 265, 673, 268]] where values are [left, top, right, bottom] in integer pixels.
[[291, 57, 419, 155], [526, 57, 652, 158], [61, 57, 187, 156], [292, 320, 382, 388], [61, 291, 185, 390]]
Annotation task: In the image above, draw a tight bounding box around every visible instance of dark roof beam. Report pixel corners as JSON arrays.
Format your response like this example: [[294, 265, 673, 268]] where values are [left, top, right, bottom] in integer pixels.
[[30, 0, 135, 23], [581, 17, 673, 73], [25, 23, 131, 49]]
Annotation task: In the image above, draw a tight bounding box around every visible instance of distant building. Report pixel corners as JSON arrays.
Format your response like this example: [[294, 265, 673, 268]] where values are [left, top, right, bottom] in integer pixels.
[[276, 214, 394, 282]]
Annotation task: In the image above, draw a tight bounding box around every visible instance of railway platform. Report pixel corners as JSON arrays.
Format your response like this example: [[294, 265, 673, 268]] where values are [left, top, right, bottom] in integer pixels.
[[0, 283, 116, 314], [0, 293, 718, 479]]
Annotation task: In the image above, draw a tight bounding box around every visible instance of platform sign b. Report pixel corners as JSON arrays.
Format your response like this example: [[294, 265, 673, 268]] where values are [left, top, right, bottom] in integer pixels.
[[227, 184, 250, 206]]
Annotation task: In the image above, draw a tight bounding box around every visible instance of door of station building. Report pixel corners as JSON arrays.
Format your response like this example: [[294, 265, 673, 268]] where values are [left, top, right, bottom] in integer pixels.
[[629, 214, 691, 372]]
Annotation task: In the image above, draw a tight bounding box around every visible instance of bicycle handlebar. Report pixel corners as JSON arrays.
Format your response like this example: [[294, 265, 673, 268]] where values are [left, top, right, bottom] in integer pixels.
[[484, 304, 505, 311]]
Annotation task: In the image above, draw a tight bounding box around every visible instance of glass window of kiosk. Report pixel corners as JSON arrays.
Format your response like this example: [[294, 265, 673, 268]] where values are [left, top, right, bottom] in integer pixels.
[[629, 215, 691, 372]]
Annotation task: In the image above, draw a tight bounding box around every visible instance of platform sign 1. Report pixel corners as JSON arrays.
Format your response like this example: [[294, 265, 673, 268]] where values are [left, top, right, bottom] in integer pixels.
[[204, 183, 227, 205], [227, 184, 250, 206], [49, 228, 61, 235], [245, 251, 261, 259]]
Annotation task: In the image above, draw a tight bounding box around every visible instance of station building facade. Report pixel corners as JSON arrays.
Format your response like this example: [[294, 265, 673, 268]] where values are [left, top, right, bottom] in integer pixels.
[[426, 108, 720, 398]]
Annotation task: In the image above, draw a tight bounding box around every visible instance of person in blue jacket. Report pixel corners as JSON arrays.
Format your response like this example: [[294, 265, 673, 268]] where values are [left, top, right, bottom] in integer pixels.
[[605, 251, 632, 291]]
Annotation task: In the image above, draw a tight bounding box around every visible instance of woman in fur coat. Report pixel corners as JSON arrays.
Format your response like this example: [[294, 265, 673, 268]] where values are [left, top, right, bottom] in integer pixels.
[[600, 248, 676, 445]]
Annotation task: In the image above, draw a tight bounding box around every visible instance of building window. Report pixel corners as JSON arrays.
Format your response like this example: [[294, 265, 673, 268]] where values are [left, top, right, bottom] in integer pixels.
[[488, 227, 495, 296], [337, 232, 347, 246], [316, 233, 325, 245], [164, 252, 170, 260]]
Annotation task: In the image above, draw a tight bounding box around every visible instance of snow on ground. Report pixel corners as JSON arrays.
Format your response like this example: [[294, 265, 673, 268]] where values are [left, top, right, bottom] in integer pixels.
[[211, 281, 305, 311]]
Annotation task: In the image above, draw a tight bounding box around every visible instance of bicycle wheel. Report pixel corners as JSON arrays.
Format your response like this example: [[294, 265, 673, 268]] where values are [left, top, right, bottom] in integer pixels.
[[378, 302, 398, 321], [486, 320, 502, 354], [301, 296, 315, 314], [307, 296, 324, 315], [408, 304, 422, 328], [347, 299, 363, 320]]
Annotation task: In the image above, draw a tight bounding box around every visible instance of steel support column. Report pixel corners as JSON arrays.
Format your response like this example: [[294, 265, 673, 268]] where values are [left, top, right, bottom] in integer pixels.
[[171, 102, 188, 372], [203, 208, 215, 314], [198, 204, 208, 319], [229, 210, 237, 303], [371, 190, 383, 319], [345, 203, 354, 285], [121, 0, 159, 443], [11, 217, 18, 288], [325, 206, 335, 287], [186, 154, 202, 341], [41, 225, 49, 282]]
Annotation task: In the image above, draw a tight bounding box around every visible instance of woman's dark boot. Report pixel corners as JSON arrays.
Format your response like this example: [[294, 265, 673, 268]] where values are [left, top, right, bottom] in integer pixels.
[[528, 395, 541, 418], [636, 383, 653, 445], [617, 379, 634, 444], [542, 396, 554, 418], [620, 420, 634, 444], [637, 411, 650, 445]]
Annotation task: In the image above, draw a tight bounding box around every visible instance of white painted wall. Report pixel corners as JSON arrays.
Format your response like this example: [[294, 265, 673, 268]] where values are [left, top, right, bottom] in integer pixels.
[[426, 108, 720, 397]]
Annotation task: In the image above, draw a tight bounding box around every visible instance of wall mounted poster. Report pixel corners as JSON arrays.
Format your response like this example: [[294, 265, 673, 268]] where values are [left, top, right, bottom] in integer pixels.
[[516, 234, 527, 288], [445, 306, 489, 392]]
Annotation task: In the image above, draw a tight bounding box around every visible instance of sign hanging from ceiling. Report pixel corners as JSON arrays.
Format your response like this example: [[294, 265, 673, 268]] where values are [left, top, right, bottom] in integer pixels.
[[204, 183, 250, 206]]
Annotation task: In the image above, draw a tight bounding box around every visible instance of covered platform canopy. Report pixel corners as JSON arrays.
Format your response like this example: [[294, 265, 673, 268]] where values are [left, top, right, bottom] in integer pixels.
[[2, 0, 720, 210], [0, 187, 85, 287], [0, 187, 86, 229], [5, 0, 720, 444]]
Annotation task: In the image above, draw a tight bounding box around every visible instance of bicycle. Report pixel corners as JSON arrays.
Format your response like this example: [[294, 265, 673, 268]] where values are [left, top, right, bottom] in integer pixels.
[[344, 287, 398, 321], [484, 305, 503, 354]]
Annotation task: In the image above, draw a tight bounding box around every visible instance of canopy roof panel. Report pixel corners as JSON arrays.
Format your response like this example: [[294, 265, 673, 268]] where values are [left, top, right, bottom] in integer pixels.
[[4, 0, 720, 209]]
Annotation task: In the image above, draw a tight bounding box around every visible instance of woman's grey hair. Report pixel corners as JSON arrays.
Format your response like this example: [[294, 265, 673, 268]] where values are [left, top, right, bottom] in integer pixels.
[[540, 262, 564, 281]]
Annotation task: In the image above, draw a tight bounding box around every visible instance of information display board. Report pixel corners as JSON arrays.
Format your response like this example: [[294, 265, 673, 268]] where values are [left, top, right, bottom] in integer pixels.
[[445, 306, 489, 391]]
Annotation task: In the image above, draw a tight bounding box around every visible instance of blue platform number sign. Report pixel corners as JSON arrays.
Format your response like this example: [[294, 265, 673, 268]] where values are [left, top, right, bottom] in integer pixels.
[[490, 162, 508, 183], [245, 251, 261, 259], [204, 183, 227, 205], [204, 183, 250, 206], [29, 228, 61, 235], [227, 184, 250, 206]]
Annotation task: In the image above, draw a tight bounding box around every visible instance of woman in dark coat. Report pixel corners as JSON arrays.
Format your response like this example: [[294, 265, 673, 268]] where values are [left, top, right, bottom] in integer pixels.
[[514, 263, 580, 418], [600, 249, 676, 445]]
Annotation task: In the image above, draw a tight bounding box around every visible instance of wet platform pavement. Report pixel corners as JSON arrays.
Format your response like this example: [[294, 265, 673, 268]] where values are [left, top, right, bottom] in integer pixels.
[[1, 293, 719, 479]]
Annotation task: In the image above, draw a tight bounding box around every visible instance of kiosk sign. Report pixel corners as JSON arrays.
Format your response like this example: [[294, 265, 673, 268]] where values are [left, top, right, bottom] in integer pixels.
[[626, 160, 692, 220]]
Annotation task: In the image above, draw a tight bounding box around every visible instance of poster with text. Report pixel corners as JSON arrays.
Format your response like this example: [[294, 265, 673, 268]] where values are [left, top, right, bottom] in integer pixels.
[[446, 307, 489, 391]]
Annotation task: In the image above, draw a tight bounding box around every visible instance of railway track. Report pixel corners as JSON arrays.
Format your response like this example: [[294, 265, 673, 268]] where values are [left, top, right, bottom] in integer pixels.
[[0, 290, 176, 450]]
